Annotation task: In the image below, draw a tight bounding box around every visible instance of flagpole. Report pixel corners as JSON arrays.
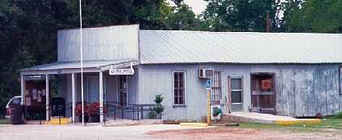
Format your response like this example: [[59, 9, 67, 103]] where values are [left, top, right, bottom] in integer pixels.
[[79, 0, 85, 126]]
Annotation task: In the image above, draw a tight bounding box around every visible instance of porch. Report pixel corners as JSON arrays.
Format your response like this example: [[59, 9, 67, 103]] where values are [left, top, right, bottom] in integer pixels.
[[20, 60, 157, 125]]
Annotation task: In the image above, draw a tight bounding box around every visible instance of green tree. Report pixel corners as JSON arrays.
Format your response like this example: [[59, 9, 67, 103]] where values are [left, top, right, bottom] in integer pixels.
[[164, 3, 203, 30], [283, 0, 342, 33], [0, 0, 203, 117], [203, 0, 281, 32]]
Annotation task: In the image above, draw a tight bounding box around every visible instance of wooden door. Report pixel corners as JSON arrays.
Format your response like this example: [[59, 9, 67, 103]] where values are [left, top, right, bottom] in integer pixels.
[[251, 73, 276, 114]]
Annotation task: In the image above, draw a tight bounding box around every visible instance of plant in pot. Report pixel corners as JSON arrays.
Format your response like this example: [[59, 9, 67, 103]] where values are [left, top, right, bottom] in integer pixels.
[[88, 102, 107, 122], [152, 94, 164, 119], [88, 103, 99, 122], [76, 103, 89, 122]]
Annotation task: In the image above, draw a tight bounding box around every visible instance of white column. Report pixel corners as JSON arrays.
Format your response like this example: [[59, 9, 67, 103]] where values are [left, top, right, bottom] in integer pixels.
[[72, 73, 76, 124], [99, 71, 104, 125], [45, 74, 49, 121], [20, 74, 25, 105]]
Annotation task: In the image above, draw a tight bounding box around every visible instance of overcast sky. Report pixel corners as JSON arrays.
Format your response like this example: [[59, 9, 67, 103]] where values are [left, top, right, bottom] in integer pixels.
[[184, 0, 208, 15], [167, 0, 208, 15]]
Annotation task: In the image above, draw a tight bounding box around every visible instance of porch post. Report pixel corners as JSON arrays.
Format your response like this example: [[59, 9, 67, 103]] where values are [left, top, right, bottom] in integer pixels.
[[20, 74, 25, 105], [99, 71, 104, 125], [72, 73, 76, 124], [45, 74, 50, 121]]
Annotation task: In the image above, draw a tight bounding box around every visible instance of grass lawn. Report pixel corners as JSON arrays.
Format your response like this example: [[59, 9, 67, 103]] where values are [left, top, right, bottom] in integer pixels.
[[0, 119, 10, 124], [239, 118, 342, 133]]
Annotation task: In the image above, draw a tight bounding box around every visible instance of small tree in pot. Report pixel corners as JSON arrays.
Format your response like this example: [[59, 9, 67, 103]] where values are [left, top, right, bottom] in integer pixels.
[[153, 95, 164, 119]]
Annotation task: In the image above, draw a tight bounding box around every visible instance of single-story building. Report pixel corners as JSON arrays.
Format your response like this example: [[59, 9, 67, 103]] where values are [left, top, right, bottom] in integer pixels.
[[20, 25, 342, 124]]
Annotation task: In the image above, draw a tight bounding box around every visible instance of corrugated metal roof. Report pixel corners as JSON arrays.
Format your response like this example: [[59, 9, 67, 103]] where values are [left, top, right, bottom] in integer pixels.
[[58, 25, 139, 62], [22, 59, 136, 71], [139, 30, 342, 64]]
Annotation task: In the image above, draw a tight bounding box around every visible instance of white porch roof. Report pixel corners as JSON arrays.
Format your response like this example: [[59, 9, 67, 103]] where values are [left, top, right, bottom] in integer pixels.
[[21, 59, 138, 75]]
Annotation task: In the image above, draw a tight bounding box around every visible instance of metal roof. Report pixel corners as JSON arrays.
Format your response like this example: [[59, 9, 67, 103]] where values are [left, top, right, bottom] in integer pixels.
[[139, 30, 342, 64], [21, 59, 137, 72], [58, 25, 139, 62]]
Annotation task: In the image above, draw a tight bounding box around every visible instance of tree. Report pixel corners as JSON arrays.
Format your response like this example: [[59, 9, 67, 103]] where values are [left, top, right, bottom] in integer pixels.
[[0, 0, 203, 117], [164, 3, 203, 30], [202, 0, 281, 32], [283, 0, 342, 33]]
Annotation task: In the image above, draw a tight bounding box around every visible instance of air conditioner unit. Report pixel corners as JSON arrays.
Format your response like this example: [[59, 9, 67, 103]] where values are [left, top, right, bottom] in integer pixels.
[[211, 105, 222, 120], [199, 68, 213, 79]]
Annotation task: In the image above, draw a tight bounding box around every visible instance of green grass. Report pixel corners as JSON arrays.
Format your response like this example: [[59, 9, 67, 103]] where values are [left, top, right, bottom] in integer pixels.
[[239, 118, 342, 133], [0, 119, 10, 124]]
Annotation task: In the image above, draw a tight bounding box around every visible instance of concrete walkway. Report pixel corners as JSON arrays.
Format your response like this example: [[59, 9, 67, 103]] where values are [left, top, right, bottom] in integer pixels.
[[225, 112, 321, 125]]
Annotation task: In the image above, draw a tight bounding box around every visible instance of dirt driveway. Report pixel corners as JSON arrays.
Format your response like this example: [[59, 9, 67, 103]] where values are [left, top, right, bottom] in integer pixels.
[[148, 127, 342, 140], [0, 124, 188, 140], [0, 124, 341, 140]]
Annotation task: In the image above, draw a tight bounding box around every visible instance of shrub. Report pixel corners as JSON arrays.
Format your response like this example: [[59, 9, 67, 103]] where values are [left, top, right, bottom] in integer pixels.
[[334, 112, 342, 119]]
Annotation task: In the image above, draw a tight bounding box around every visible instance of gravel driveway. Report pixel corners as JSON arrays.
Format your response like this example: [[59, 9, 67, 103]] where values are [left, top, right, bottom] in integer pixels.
[[2, 124, 341, 140]]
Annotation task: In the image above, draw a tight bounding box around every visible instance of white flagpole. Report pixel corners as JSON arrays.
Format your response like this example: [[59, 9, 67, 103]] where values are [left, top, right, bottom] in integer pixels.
[[79, 0, 85, 126]]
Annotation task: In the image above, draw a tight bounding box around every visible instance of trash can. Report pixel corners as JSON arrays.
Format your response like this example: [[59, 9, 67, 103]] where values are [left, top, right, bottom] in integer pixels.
[[51, 97, 65, 117], [10, 104, 25, 124]]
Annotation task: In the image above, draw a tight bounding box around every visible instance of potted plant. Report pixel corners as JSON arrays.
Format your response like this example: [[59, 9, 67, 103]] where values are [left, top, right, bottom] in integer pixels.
[[88, 102, 107, 122], [76, 103, 89, 122], [152, 95, 164, 119]]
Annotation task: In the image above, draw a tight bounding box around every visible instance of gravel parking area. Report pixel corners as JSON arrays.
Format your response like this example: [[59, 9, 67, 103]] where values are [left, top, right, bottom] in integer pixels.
[[1, 124, 341, 140], [0, 124, 191, 140]]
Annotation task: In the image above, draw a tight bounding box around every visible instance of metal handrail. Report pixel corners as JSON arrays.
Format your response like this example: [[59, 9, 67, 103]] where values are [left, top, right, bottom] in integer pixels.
[[65, 101, 159, 122]]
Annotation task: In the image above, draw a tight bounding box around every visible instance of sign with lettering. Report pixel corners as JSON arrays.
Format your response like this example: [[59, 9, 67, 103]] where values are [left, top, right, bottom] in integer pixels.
[[109, 68, 134, 75], [109, 62, 135, 75]]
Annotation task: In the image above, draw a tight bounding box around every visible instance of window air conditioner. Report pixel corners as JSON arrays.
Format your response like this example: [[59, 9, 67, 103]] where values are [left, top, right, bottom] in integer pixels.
[[199, 68, 213, 79]]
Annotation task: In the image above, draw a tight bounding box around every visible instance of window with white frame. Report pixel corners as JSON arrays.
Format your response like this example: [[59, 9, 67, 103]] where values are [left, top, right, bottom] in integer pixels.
[[231, 77, 243, 104], [211, 71, 222, 105], [173, 72, 185, 105]]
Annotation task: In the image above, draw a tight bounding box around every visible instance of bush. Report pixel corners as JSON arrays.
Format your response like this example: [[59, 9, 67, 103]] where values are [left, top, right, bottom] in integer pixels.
[[333, 112, 342, 119]]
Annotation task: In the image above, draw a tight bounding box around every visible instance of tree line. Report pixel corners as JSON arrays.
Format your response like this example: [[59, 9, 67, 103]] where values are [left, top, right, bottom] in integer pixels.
[[0, 0, 341, 117]]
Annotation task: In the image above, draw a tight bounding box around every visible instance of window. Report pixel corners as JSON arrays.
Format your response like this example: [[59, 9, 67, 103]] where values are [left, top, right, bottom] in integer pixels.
[[231, 77, 243, 104], [173, 72, 185, 105], [211, 71, 222, 105]]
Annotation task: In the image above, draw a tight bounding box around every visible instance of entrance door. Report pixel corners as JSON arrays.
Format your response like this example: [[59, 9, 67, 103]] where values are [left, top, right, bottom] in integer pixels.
[[119, 76, 128, 106], [251, 73, 276, 114], [227, 76, 244, 112]]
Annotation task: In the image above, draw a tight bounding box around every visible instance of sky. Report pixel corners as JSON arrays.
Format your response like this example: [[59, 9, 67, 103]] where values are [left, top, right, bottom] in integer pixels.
[[167, 0, 208, 15], [183, 0, 208, 15]]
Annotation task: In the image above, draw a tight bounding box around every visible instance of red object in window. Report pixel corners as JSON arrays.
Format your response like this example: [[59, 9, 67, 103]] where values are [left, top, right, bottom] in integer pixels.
[[261, 79, 272, 91]]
